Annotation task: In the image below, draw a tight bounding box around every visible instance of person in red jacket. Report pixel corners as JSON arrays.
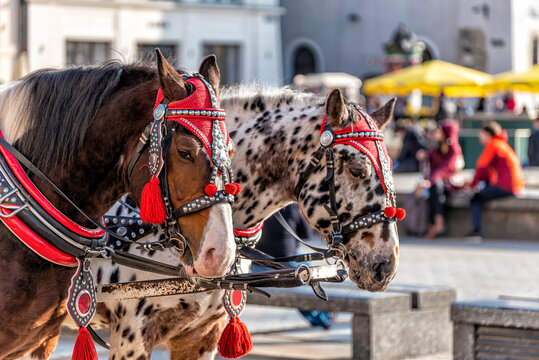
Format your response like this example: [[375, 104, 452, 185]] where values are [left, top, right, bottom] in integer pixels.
[[468, 121, 525, 237], [418, 120, 463, 238]]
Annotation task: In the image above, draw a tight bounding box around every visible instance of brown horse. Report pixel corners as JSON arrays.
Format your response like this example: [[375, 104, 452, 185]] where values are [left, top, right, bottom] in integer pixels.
[[0, 52, 235, 359]]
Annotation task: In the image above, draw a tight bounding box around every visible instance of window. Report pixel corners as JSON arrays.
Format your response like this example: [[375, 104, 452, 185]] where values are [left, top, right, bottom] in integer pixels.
[[203, 44, 240, 84], [66, 41, 110, 66], [294, 46, 316, 76], [533, 36, 538, 65], [138, 44, 177, 65]]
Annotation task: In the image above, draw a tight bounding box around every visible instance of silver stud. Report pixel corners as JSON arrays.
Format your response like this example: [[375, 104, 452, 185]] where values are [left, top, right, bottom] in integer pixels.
[[116, 240, 122, 246], [320, 130, 334, 147], [128, 219, 133, 225], [120, 218, 126, 224], [131, 232, 136, 238], [195, 111, 200, 116], [138, 220, 143, 225], [153, 104, 166, 120], [139, 228, 145, 234], [189, 110, 194, 116]]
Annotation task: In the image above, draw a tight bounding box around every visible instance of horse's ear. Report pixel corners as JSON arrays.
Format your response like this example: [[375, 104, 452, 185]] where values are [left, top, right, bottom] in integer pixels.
[[325, 89, 348, 129], [198, 54, 221, 97], [155, 48, 188, 102], [370, 98, 396, 129]]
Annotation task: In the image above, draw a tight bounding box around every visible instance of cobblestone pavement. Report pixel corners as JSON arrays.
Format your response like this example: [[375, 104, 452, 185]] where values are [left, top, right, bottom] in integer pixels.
[[52, 236, 539, 360]]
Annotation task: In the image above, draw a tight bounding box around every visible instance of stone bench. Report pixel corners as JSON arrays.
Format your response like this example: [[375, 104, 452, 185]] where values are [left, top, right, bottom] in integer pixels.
[[247, 283, 456, 360], [394, 171, 539, 240], [451, 299, 539, 360], [442, 190, 539, 240]]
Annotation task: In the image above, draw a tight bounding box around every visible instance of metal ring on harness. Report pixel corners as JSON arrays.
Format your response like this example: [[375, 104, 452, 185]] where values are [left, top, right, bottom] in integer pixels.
[[171, 235, 187, 256]]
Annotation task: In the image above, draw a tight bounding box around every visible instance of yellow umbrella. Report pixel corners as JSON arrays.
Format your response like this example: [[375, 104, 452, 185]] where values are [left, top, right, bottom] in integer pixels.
[[485, 71, 516, 92], [363, 60, 493, 97], [489, 66, 539, 93]]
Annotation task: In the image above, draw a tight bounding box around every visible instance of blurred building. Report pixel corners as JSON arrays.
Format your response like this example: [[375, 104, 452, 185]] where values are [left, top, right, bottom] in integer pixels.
[[281, 0, 539, 82], [0, 0, 283, 84]]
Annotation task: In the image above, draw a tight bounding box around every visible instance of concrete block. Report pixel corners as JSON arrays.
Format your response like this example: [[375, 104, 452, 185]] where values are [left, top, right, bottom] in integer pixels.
[[248, 284, 456, 360], [451, 299, 539, 360]]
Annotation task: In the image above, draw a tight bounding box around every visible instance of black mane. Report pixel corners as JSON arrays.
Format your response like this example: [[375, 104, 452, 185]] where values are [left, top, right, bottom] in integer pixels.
[[14, 62, 156, 170]]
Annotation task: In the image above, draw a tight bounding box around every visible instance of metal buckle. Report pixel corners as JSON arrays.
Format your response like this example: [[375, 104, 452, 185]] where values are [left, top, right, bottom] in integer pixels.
[[325, 231, 343, 248], [0, 188, 29, 218]]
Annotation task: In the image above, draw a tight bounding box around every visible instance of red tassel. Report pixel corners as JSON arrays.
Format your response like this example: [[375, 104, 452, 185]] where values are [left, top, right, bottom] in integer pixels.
[[224, 183, 242, 195], [384, 206, 396, 218], [232, 182, 242, 195], [140, 177, 167, 224], [205, 183, 218, 197], [224, 183, 235, 195], [395, 208, 406, 220], [217, 317, 252, 359], [72, 327, 97, 360]]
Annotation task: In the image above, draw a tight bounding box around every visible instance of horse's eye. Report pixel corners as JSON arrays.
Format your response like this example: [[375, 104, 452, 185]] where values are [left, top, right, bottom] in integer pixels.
[[349, 166, 367, 179], [177, 149, 193, 161]]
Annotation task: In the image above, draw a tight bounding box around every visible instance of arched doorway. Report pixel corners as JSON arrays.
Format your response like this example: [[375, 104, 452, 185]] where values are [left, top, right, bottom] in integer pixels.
[[293, 46, 316, 76]]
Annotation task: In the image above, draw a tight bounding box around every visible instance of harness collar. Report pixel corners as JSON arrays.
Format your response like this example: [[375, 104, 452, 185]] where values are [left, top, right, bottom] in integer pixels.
[[0, 130, 107, 266]]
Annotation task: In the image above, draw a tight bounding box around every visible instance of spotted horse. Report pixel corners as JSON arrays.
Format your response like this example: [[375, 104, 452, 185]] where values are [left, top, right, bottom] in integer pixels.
[[0, 51, 237, 360], [85, 82, 401, 360]]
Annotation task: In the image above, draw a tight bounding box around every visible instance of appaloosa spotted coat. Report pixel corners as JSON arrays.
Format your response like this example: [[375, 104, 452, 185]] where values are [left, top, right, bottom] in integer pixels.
[[85, 85, 398, 360]]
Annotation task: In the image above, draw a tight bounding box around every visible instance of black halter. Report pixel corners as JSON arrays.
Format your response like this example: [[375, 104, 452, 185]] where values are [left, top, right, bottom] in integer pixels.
[[293, 104, 399, 257]]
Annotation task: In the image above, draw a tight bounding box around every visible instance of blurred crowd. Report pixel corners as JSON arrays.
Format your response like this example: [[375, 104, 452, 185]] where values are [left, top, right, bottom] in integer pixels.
[[370, 92, 536, 239]]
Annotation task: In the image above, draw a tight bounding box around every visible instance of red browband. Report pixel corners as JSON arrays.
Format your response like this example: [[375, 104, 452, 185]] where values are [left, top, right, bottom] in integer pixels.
[[154, 78, 230, 159], [320, 112, 392, 195]]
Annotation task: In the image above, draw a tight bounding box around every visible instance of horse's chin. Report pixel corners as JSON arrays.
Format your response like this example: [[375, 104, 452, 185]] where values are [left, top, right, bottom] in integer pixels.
[[179, 247, 196, 276], [347, 262, 394, 292], [184, 265, 198, 276]]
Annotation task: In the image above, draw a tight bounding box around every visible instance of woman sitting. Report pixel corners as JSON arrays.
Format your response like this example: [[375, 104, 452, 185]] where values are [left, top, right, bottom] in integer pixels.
[[418, 120, 463, 239], [467, 121, 525, 237]]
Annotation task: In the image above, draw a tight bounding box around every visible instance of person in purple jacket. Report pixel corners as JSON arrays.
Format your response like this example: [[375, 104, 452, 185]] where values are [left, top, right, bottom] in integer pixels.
[[418, 120, 463, 238]]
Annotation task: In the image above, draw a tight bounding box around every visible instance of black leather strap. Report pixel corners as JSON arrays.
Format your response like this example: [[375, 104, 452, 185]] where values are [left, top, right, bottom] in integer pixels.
[[88, 325, 110, 350], [294, 147, 324, 199], [127, 124, 152, 178], [273, 211, 333, 255], [173, 191, 234, 218], [110, 250, 185, 277]]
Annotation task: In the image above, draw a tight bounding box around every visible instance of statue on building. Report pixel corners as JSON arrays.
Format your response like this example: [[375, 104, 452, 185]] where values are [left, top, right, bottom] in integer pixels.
[[384, 23, 426, 73]]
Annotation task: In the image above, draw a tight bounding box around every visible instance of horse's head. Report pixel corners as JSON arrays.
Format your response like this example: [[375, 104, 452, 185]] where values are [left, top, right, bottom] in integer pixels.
[[126, 51, 235, 278], [297, 90, 399, 291]]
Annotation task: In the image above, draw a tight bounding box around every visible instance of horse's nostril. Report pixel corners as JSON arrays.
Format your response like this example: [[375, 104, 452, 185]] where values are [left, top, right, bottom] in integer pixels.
[[204, 248, 216, 265], [371, 260, 391, 283]]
